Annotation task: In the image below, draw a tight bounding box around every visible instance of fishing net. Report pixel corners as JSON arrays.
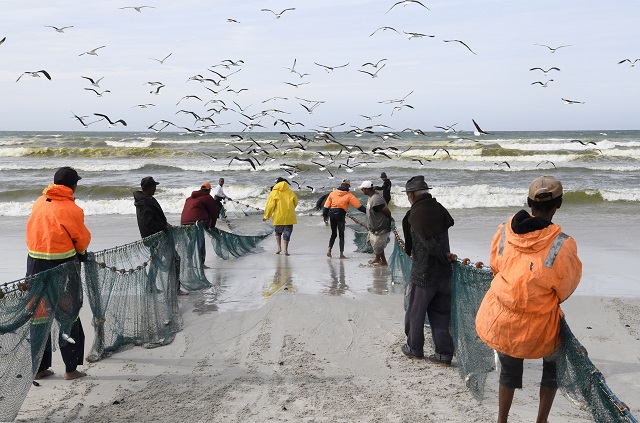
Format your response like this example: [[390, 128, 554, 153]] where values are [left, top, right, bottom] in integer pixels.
[[170, 223, 210, 291], [205, 226, 273, 259], [0, 260, 82, 423], [387, 233, 637, 421]]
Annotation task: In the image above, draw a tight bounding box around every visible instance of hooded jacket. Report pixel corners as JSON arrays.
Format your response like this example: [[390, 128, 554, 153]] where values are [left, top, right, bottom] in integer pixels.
[[133, 191, 169, 238], [322, 186, 365, 218], [263, 181, 298, 225], [26, 184, 91, 260], [475, 210, 582, 359], [180, 189, 219, 228]]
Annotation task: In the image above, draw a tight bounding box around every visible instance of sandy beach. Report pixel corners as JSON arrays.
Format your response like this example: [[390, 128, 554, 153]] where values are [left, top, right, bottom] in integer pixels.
[[3, 207, 639, 422]]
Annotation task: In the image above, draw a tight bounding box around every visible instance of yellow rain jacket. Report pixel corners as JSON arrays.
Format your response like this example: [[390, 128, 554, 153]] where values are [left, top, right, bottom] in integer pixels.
[[26, 184, 91, 260], [475, 211, 582, 359], [263, 181, 298, 225]]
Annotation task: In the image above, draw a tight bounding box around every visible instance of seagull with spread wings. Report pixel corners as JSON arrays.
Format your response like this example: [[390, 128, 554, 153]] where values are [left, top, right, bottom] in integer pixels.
[[81, 76, 104, 87], [618, 59, 640, 67], [79, 46, 106, 56], [84, 88, 111, 97], [386, 0, 429, 13], [93, 113, 127, 127], [472, 119, 491, 135], [443, 39, 477, 55], [562, 98, 585, 105], [370, 26, 401, 37], [261, 8, 295, 19], [358, 64, 386, 78], [534, 44, 571, 53], [314, 62, 349, 72], [44, 25, 73, 33], [529, 67, 560, 75], [404, 32, 435, 40], [16, 70, 51, 82], [119, 6, 155, 12], [149, 53, 172, 64], [531, 79, 554, 87]]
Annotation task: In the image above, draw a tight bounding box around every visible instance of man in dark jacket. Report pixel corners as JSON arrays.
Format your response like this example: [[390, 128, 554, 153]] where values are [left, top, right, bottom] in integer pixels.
[[401, 176, 456, 366], [133, 176, 183, 293], [374, 172, 392, 205], [180, 182, 218, 267]]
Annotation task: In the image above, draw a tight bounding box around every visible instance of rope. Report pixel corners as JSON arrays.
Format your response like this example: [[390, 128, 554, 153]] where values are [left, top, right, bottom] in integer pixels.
[[230, 199, 264, 212], [346, 212, 367, 229]]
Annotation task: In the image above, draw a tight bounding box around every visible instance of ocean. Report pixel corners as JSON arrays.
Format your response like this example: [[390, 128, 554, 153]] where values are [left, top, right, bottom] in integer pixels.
[[0, 129, 638, 216]]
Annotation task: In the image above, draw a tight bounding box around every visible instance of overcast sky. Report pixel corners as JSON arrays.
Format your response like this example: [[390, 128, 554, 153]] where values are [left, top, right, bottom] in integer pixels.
[[2, 0, 640, 132]]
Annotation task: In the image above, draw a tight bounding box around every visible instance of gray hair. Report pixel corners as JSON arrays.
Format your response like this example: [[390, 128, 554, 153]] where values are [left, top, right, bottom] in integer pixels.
[[409, 189, 430, 196]]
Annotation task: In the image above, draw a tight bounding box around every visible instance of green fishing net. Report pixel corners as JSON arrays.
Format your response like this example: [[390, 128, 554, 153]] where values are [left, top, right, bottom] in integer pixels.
[[205, 226, 272, 259]]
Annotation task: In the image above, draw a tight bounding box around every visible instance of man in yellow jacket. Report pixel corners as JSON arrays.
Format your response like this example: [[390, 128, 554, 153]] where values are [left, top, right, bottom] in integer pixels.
[[27, 167, 91, 381], [475, 176, 582, 423], [263, 178, 298, 255]]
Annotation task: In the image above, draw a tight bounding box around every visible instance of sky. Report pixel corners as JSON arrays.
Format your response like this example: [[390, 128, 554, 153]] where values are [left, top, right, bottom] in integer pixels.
[[1, 0, 640, 132]]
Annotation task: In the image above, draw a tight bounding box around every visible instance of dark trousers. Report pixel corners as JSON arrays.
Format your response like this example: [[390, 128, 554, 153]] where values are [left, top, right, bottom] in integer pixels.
[[404, 281, 454, 358], [27, 255, 85, 374], [328, 214, 346, 252]]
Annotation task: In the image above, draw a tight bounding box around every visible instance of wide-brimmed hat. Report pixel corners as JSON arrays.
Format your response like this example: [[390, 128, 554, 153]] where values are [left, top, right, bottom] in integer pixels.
[[403, 175, 431, 192], [54, 167, 81, 188], [528, 176, 562, 202]]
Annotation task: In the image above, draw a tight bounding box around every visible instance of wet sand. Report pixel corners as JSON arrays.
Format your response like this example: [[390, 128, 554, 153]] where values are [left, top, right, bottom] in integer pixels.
[[3, 210, 640, 422]]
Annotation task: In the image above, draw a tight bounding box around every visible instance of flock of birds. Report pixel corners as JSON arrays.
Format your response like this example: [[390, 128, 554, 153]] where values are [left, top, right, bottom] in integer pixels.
[[1, 1, 624, 177]]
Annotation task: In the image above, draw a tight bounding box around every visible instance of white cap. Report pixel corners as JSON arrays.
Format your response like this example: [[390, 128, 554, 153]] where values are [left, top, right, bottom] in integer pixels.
[[359, 180, 374, 189]]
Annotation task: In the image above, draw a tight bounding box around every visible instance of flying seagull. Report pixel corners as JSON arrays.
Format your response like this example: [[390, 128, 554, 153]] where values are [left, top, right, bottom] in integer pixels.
[[404, 32, 435, 40], [81, 76, 104, 87], [314, 62, 349, 72], [261, 8, 295, 19], [358, 64, 386, 78], [618, 59, 640, 67], [370, 26, 401, 37], [149, 85, 165, 95], [534, 44, 571, 53], [531, 79, 554, 87], [0, 37, 5, 46], [284, 81, 310, 88], [570, 139, 596, 146], [226, 18, 240, 23], [71, 113, 101, 128], [16, 70, 52, 82], [443, 39, 476, 55], [434, 123, 458, 133], [119, 6, 155, 12], [149, 53, 172, 64], [472, 119, 491, 135], [433, 148, 450, 157], [44, 25, 74, 33], [529, 67, 560, 75], [536, 160, 557, 169], [386, 0, 429, 13], [561, 98, 585, 105], [362, 59, 387, 68], [84, 88, 111, 97], [93, 113, 127, 127], [494, 161, 511, 169], [79, 46, 106, 56], [229, 156, 257, 170]]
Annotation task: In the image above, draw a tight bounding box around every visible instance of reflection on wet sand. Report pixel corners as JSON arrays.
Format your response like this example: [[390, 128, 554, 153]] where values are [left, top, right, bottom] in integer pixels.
[[263, 255, 296, 299], [327, 259, 348, 295], [191, 272, 226, 315]]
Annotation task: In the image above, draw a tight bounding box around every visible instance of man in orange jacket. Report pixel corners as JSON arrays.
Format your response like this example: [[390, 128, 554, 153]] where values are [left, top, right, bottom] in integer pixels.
[[475, 176, 582, 423], [27, 166, 91, 381], [322, 179, 366, 258]]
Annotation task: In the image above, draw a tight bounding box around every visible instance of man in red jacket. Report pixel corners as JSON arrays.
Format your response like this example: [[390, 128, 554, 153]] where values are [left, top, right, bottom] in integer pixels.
[[181, 182, 219, 267]]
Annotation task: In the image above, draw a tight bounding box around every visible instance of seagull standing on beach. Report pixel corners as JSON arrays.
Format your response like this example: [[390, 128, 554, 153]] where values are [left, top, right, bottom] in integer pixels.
[[44, 25, 74, 33], [387, 0, 430, 12], [16, 70, 51, 82], [79, 46, 106, 56], [261, 8, 295, 19]]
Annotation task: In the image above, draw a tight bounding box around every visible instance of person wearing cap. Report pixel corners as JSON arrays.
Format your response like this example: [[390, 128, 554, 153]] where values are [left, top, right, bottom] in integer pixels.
[[374, 172, 392, 205], [322, 178, 366, 258], [401, 175, 456, 366], [180, 182, 219, 267], [26, 166, 91, 381], [263, 178, 298, 255], [475, 176, 582, 423], [212, 177, 232, 219], [359, 180, 392, 266]]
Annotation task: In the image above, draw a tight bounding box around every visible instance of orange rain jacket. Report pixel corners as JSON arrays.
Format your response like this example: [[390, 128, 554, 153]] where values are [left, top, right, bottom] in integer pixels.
[[475, 212, 582, 359], [323, 188, 363, 212], [26, 184, 91, 260]]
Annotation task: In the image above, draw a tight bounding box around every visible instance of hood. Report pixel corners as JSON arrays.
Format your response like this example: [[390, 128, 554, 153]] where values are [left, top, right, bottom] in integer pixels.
[[333, 188, 351, 196], [272, 181, 292, 193], [190, 190, 211, 199], [43, 183, 75, 201], [133, 190, 157, 207], [506, 209, 561, 253]]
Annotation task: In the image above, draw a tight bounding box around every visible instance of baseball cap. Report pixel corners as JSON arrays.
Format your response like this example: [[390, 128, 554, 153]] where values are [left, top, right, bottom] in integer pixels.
[[359, 180, 374, 189], [201, 182, 211, 190], [341, 178, 351, 186], [54, 167, 81, 188], [403, 175, 431, 192], [528, 176, 563, 202], [380, 172, 387, 179], [141, 176, 160, 188]]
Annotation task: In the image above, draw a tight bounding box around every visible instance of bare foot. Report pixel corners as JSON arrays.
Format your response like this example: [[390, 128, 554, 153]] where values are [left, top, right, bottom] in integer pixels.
[[34, 369, 54, 380], [64, 370, 87, 380], [368, 259, 379, 265], [275, 250, 281, 254], [326, 249, 332, 258], [284, 252, 290, 256], [339, 254, 347, 259]]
